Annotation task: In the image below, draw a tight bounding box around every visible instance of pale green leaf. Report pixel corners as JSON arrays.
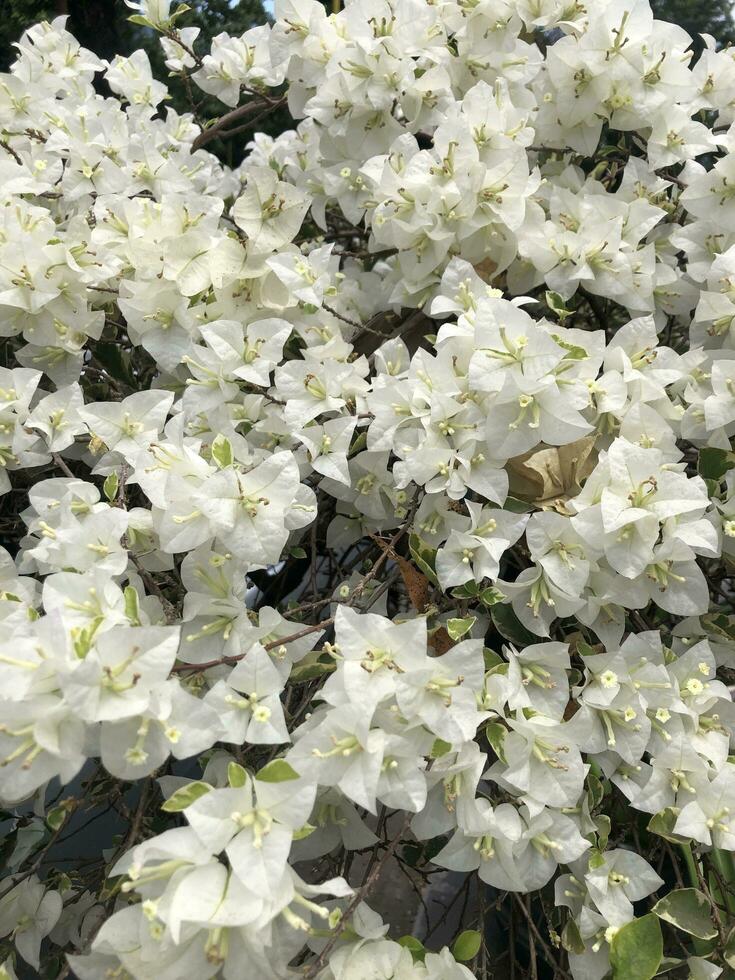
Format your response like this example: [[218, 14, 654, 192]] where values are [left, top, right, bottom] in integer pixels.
[[610, 915, 662, 980], [161, 781, 211, 812]]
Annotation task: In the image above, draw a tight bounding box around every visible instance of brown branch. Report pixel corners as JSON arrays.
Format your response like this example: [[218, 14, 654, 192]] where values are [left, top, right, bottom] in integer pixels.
[[52, 453, 76, 480], [0, 140, 22, 166], [172, 495, 418, 675], [302, 812, 413, 979], [191, 97, 285, 152]]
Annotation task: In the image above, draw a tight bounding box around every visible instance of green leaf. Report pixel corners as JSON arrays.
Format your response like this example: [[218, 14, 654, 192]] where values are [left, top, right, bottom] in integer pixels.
[[647, 807, 687, 844], [430, 738, 453, 759], [652, 889, 717, 941], [610, 915, 662, 980], [409, 534, 439, 587], [452, 930, 481, 962], [400, 841, 424, 867], [451, 581, 479, 599], [430, 738, 452, 759], [447, 616, 476, 641], [483, 647, 504, 670], [546, 291, 572, 323], [594, 813, 611, 850], [124, 586, 141, 626], [550, 332, 587, 359], [491, 604, 537, 646], [290, 546, 307, 559], [257, 759, 300, 783], [484, 721, 507, 764], [94, 341, 136, 387], [503, 495, 532, 513], [103, 472, 119, 502], [348, 431, 368, 458], [228, 762, 247, 788], [561, 918, 585, 954], [698, 447, 735, 482], [161, 781, 211, 812], [211, 434, 233, 469], [290, 647, 335, 683], [587, 773, 604, 809], [127, 13, 156, 28], [46, 806, 67, 831], [290, 661, 335, 682], [480, 586, 504, 608], [588, 849, 605, 870], [701, 612, 735, 645], [398, 936, 426, 963]]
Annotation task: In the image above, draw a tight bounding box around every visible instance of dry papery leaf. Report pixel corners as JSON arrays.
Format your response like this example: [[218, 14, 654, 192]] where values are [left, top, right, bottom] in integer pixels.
[[506, 436, 597, 513]]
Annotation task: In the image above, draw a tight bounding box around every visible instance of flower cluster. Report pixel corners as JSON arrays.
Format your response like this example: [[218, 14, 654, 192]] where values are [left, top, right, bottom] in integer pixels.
[[0, 1, 735, 978]]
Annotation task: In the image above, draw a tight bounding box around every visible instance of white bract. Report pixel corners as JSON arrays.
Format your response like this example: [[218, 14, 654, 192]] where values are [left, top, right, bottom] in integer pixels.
[[0, 2, 734, 978]]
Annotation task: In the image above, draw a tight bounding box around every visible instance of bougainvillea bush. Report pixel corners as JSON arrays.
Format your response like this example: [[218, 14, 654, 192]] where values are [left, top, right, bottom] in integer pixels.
[[3, 0, 735, 976]]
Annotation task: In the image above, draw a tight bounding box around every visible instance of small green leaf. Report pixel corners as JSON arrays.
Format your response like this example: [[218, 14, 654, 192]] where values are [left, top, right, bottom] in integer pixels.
[[447, 616, 475, 641], [46, 806, 67, 831], [483, 647, 504, 670], [348, 431, 368, 458], [701, 612, 735, 645], [430, 738, 453, 759], [451, 581, 479, 599], [161, 781, 211, 812], [452, 930, 482, 962], [550, 332, 587, 359], [698, 446, 735, 482], [124, 586, 141, 626], [595, 813, 611, 850], [587, 849, 605, 870], [610, 914, 663, 980], [211, 434, 233, 469], [561, 918, 585, 954], [257, 759, 300, 783], [401, 841, 424, 867], [480, 586, 504, 608], [546, 291, 572, 323], [292, 823, 316, 841], [409, 534, 439, 587], [587, 773, 604, 809], [652, 889, 717, 941], [503, 495, 532, 513], [484, 721, 507, 764], [103, 472, 119, 502], [398, 936, 426, 963], [491, 604, 537, 646], [647, 807, 686, 844], [228, 762, 247, 788], [290, 546, 307, 559], [290, 661, 335, 682], [290, 648, 335, 683], [127, 13, 156, 27]]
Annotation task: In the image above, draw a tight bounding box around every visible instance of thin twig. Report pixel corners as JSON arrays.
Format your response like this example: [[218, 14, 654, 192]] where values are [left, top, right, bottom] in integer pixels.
[[52, 453, 76, 479], [302, 812, 413, 979], [192, 96, 285, 151], [0, 139, 22, 165]]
